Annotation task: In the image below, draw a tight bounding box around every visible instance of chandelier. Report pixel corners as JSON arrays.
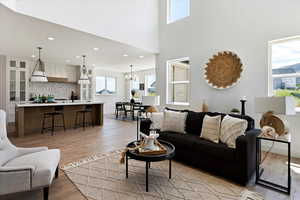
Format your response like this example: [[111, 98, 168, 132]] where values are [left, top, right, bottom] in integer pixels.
[[31, 47, 48, 82], [78, 55, 90, 85], [125, 65, 137, 81]]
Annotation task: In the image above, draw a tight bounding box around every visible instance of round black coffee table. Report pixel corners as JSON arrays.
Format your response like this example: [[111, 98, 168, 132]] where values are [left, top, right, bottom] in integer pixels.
[[125, 140, 175, 192]]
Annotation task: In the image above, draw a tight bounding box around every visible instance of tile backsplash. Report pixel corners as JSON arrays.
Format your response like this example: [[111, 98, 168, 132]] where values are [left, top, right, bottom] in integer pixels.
[[29, 82, 78, 99]]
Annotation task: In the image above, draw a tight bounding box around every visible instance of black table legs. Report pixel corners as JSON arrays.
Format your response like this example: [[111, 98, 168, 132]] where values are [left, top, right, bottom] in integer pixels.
[[125, 157, 173, 192], [126, 153, 128, 178], [256, 137, 291, 195], [169, 159, 172, 179], [146, 161, 149, 192]]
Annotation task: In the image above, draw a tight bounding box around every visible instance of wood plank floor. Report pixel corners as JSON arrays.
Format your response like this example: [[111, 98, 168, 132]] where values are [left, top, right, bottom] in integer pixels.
[[2, 115, 300, 200]]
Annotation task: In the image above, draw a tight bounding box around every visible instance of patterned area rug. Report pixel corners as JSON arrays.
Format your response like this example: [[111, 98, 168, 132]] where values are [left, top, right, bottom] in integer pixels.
[[62, 150, 263, 200]]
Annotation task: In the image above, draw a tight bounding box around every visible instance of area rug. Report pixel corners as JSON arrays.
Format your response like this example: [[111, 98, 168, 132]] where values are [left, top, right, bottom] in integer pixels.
[[62, 150, 263, 200]]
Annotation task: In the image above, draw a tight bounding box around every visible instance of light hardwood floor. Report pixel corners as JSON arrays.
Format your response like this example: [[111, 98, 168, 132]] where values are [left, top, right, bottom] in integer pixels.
[[2, 115, 300, 200]]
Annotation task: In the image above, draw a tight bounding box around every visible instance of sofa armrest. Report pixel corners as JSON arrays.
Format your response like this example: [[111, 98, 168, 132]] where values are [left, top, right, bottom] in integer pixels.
[[235, 129, 261, 185], [0, 165, 34, 195]]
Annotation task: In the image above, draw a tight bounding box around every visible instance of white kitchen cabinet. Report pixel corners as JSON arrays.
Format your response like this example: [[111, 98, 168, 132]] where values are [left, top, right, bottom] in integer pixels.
[[79, 68, 93, 100], [6, 58, 29, 122], [45, 63, 78, 82], [65, 65, 79, 83]]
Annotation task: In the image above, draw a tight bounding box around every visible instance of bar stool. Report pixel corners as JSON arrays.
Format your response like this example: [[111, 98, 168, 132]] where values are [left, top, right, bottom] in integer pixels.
[[74, 105, 94, 130], [41, 106, 66, 136]]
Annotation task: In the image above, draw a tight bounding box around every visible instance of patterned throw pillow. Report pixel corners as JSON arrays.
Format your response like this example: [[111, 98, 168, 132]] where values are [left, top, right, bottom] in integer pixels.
[[149, 112, 164, 130], [161, 110, 187, 133], [200, 115, 221, 143], [220, 115, 248, 148]]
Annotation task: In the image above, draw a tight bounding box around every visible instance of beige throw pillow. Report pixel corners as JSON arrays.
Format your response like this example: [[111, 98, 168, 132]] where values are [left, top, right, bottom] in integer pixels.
[[220, 115, 248, 148], [200, 115, 221, 143], [149, 112, 164, 130], [161, 110, 187, 133]]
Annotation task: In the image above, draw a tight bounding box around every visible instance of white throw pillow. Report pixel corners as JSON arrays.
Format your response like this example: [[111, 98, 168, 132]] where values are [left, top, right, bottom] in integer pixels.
[[200, 115, 221, 143], [161, 110, 187, 133], [220, 115, 248, 148], [149, 112, 164, 130]]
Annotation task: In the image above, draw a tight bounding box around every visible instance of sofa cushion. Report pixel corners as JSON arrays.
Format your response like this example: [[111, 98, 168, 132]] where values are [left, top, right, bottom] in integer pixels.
[[5, 149, 60, 188], [220, 115, 248, 148], [159, 131, 236, 161], [200, 115, 221, 143], [185, 111, 207, 136], [149, 112, 164, 130], [184, 111, 255, 135], [161, 110, 187, 133]]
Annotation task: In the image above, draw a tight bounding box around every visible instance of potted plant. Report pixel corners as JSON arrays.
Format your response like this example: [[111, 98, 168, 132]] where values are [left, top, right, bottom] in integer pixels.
[[230, 108, 240, 114]]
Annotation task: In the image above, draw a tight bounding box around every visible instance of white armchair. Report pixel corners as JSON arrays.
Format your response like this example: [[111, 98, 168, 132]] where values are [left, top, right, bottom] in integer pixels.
[[0, 110, 60, 200]]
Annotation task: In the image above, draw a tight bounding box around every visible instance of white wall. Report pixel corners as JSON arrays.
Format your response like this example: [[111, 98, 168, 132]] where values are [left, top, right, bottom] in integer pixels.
[[0, 55, 7, 111], [14, 0, 159, 53], [157, 0, 300, 157], [93, 68, 125, 114], [0, 0, 16, 10]]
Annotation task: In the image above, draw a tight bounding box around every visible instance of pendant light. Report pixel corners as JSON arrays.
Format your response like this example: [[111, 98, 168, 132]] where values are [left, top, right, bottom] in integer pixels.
[[78, 55, 90, 85], [31, 47, 48, 82], [125, 65, 137, 81]]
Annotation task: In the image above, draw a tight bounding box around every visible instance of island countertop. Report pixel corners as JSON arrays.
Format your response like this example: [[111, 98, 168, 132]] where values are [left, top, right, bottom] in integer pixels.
[[15, 101, 104, 137], [16, 101, 104, 108]]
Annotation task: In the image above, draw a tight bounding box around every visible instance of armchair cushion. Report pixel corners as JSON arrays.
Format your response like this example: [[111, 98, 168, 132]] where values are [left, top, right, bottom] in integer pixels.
[[5, 149, 60, 188]]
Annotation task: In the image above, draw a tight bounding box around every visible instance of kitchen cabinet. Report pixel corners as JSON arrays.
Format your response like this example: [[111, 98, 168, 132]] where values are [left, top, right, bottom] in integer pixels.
[[44, 63, 78, 83], [79, 68, 94, 100], [6, 57, 29, 122]]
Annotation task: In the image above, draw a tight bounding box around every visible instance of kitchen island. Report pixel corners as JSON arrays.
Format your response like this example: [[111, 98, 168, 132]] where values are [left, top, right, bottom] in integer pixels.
[[15, 101, 104, 137]]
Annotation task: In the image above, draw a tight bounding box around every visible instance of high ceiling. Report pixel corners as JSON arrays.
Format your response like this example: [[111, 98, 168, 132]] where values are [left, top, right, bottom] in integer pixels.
[[0, 3, 156, 72]]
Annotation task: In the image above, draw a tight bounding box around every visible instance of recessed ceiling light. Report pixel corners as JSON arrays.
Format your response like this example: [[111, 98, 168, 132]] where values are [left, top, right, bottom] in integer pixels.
[[76, 56, 80, 59], [31, 55, 36, 58], [47, 37, 55, 41], [123, 54, 128, 57], [139, 55, 144, 58], [93, 47, 99, 51], [66, 60, 71, 63]]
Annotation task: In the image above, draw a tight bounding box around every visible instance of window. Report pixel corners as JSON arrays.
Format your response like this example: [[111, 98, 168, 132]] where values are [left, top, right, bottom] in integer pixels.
[[96, 76, 116, 95], [269, 37, 300, 107], [167, 0, 190, 24], [167, 58, 190, 105], [145, 74, 157, 96]]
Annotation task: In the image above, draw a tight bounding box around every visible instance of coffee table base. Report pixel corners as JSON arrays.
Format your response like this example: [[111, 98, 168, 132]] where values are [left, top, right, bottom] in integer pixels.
[[125, 154, 172, 192]]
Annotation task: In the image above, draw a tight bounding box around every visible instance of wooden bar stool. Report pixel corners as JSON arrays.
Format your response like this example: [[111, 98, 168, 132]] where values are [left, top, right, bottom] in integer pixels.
[[41, 106, 66, 136], [74, 105, 94, 130]]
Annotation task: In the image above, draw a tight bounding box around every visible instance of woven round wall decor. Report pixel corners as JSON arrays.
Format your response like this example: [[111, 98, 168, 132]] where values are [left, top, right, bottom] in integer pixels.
[[204, 51, 243, 89]]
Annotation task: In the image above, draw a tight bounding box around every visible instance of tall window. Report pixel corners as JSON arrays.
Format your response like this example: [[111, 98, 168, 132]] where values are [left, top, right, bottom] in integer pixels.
[[167, 0, 190, 24], [167, 58, 190, 105], [145, 74, 156, 96], [96, 76, 116, 95], [270, 37, 300, 107]]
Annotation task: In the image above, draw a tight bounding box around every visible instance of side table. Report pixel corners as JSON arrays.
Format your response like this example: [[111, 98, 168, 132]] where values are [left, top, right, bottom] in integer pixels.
[[256, 135, 291, 194]]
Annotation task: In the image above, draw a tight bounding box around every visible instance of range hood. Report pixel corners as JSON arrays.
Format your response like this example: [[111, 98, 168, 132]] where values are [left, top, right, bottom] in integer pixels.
[[46, 76, 69, 83]]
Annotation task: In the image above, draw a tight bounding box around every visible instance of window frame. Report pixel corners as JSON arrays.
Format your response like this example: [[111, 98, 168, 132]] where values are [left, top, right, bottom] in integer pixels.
[[95, 76, 117, 95], [166, 57, 191, 106], [268, 36, 300, 111], [167, 0, 190, 24]]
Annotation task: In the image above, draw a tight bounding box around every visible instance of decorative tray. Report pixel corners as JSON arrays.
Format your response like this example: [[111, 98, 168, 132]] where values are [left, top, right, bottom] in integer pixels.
[[134, 141, 167, 155]]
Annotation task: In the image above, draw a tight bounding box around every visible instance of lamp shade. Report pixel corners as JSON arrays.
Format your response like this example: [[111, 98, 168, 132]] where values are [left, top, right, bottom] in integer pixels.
[[31, 70, 48, 82], [142, 96, 160, 106], [255, 96, 295, 115]]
